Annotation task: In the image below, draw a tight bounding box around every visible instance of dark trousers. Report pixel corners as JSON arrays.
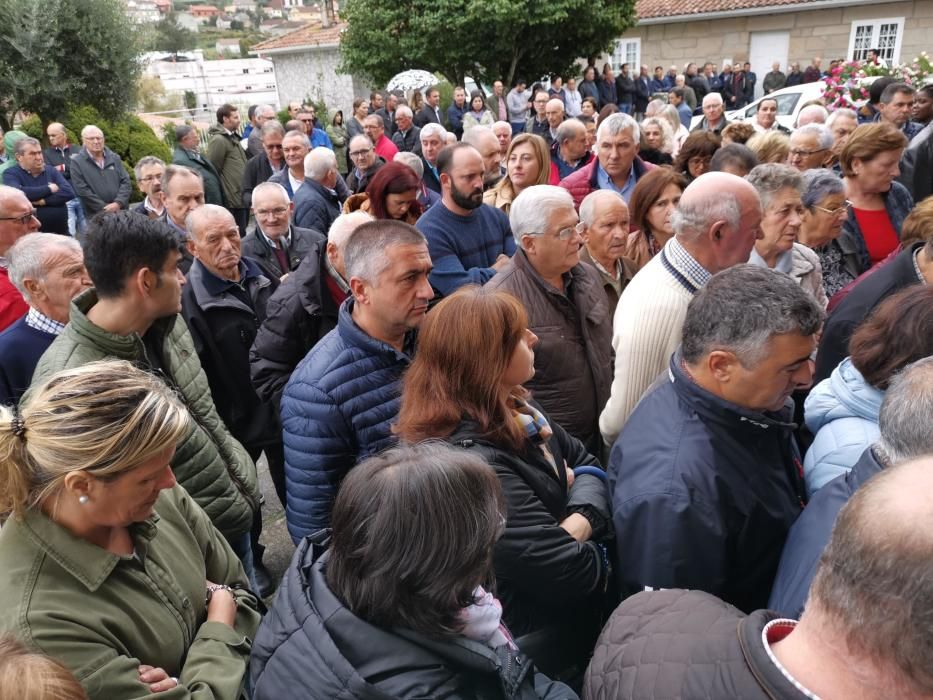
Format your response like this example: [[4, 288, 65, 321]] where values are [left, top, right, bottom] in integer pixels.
[[245, 441, 286, 566], [229, 207, 249, 237]]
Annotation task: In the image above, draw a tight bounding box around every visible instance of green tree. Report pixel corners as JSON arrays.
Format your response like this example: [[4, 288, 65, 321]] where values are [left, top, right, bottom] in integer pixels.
[[338, 0, 636, 89], [0, 0, 141, 131], [151, 12, 197, 58]]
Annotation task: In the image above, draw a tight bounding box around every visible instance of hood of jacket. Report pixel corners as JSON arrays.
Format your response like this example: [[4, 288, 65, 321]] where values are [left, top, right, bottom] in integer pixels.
[[207, 123, 238, 139], [805, 357, 883, 433]]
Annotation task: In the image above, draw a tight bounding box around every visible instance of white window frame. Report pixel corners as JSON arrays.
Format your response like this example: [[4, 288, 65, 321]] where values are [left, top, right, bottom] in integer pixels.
[[612, 37, 641, 71], [847, 17, 904, 64]]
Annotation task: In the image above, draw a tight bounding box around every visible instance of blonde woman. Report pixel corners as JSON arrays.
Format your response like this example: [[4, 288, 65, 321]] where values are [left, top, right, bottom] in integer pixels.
[[0, 361, 261, 699], [0, 636, 88, 700], [483, 133, 551, 214]]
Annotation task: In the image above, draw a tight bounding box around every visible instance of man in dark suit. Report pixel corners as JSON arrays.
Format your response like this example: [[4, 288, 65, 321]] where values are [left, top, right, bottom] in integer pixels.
[[418, 123, 445, 193], [414, 86, 443, 127], [243, 182, 322, 279], [634, 65, 651, 121], [172, 124, 225, 206]]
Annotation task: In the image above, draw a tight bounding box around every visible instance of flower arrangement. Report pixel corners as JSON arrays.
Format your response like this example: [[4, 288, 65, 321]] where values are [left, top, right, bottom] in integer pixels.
[[822, 53, 932, 110]]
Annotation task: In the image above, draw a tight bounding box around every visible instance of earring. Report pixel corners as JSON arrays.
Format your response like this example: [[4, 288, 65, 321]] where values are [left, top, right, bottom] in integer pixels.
[[78, 495, 89, 504]]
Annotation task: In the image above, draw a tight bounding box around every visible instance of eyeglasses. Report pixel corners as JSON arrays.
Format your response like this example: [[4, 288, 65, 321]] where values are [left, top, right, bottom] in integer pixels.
[[255, 206, 289, 217], [527, 221, 586, 241], [138, 174, 162, 182], [789, 147, 827, 158], [349, 148, 373, 158], [0, 210, 38, 225], [299, 118, 314, 123], [811, 200, 852, 217], [265, 144, 283, 150]]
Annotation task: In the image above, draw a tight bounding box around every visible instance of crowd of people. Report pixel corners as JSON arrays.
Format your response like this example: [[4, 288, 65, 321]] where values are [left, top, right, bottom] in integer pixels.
[[0, 51, 932, 699]]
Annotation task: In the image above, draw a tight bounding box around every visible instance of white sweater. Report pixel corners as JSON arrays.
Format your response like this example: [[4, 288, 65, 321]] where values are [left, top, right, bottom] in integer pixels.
[[599, 245, 700, 446]]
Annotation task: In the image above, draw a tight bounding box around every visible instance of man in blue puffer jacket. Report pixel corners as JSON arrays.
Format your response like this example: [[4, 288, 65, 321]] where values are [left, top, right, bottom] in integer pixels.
[[280, 220, 434, 542]]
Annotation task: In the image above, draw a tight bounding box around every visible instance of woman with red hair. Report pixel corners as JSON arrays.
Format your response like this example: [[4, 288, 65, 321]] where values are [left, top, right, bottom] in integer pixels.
[[342, 161, 423, 224]]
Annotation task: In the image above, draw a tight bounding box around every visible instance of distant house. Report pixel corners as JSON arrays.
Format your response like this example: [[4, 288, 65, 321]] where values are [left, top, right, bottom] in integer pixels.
[[251, 18, 368, 117], [609, 0, 930, 100], [216, 38, 241, 55], [216, 14, 233, 29], [189, 4, 222, 19]]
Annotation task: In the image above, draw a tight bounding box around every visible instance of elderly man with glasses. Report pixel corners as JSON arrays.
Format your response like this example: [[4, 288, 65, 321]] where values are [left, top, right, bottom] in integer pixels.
[[346, 134, 385, 194], [487, 184, 613, 453], [243, 182, 324, 279], [0, 185, 41, 330]]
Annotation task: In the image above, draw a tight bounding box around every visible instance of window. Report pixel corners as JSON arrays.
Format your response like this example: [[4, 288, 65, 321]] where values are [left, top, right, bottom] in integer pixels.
[[847, 18, 904, 63], [612, 38, 641, 71]]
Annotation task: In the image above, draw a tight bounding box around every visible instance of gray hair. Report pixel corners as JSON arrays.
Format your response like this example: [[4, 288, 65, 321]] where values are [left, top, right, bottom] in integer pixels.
[[801, 168, 845, 208], [80, 124, 103, 140], [344, 220, 427, 283], [826, 107, 857, 129], [255, 104, 276, 118], [421, 123, 446, 141], [554, 119, 585, 146], [702, 92, 724, 107], [597, 112, 640, 144], [161, 164, 203, 194], [185, 203, 233, 239], [508, 185, 576, 248], [880, 82, 915, 104], [682, 264, 824, 367], [283, 130, 311, 148], [133, 155, 165, 181], [461, 125, 496, 148], [492, 120, 511, 135], [394, 151, 424, 178], [8, 233, 82, 302], [877, 357, 933, 464], [794, 123, 833, 150], [251, 181, 290, 205], [671, 191, 741, 242], [659, 104, 683, 136], [349, 134, 373, 151], [328, 211, 373, 249], [645, 99, 667, 118], [640, 116, 673, 153], [12, 137, 40, 157], [579, 190, 625, 227], [795, 104, 829, 126], [305, 147, 338, 181], [395, 105, 413, 119], [745, 163, 804, 210], [175, 124, 196, 141], [260, 120, 286, 138]]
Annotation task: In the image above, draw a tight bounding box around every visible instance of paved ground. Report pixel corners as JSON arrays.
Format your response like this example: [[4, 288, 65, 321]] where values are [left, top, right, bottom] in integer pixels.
[[254, 454, 296, 601]]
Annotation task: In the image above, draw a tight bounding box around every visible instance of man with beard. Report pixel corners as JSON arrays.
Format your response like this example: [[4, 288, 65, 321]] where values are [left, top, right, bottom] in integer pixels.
[[415, 144, 514, 296]]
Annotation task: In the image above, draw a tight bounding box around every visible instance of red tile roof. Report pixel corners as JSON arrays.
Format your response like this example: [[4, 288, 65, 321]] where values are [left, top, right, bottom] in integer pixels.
[[251, 18, 346, 52], [636, 0, 822, 20]]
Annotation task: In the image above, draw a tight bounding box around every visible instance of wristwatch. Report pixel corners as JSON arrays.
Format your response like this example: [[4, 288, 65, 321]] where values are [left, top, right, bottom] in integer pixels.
[[205, 584, 236, 605]]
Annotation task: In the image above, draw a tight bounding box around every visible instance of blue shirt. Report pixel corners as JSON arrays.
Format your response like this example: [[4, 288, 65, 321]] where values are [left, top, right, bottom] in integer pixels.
[[310, 129, 334, 150], [596, 163, 637, 203]]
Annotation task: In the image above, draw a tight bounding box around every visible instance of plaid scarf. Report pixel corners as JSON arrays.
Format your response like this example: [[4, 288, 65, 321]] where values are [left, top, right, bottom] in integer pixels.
[[511, 398, 558, 476]]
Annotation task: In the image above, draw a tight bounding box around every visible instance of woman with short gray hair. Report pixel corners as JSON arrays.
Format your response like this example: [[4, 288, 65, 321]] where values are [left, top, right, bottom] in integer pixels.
[[799, 168, 858, 299], [747, 163, 827, 307]]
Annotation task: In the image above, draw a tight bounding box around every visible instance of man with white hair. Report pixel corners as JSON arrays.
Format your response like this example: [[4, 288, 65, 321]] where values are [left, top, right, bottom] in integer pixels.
[[0, 233, 91, 404], [243, 181, 323, 278], [69, 124, 131, 218], [461, 126, 504, 189], [692, 92, 729, 134], [246, 104, 277, 159], [487, 185, 612, 449], [391, 105, 421, 154], [600, 172, 763, 445], [795, 103, 828, 128], [543, 98, 566, 146], [492, 120, 512, 165], [0, 186, 40, 330], [292, 147, 342, 233], [419, 123, 446, 193], [251, 211, 369, 412], [130, 155, 165, 219], [826, 107, 858, 154], [394, 151, 440, 211], [560, 112, 655, 208], [579, 190, 637, 318], [787, 123, 834, 171]]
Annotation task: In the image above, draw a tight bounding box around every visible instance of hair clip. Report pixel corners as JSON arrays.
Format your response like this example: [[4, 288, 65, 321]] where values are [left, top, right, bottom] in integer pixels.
[[10, 412, 26, 441]]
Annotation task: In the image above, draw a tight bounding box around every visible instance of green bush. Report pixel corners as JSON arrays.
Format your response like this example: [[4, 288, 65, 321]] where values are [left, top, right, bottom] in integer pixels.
[[19, 115, 43, 140]]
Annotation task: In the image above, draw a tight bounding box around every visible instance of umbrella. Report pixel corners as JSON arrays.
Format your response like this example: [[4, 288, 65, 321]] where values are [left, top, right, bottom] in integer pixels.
[[386, 69, 438, 92]]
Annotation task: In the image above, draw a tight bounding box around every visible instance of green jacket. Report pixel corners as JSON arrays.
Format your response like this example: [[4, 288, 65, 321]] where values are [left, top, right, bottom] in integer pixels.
[[31, 289, 259, 539], [0, 485, 261, 700], [205, 125, 247, 208], [172, 145, 226, 207]]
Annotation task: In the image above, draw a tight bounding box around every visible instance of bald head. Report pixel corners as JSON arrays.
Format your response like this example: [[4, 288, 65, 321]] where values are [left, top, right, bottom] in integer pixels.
[[186, 204, 241, 281], [673, 172, 762, 273], [796, 104, 828, 127], [326, 211, 373, 280], [545, 98, 565, 128], [186, 203, 234, 241]]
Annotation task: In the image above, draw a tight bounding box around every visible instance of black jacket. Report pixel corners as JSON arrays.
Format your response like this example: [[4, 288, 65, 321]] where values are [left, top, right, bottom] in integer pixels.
[[240, 153, 281, 210], [449, 413, 613, 642], [42, 144, 78, 180], [633, 76, 650, 112], [769, 446, 883, 618], [899, 120, 933, 203], [584, 589, 810, 699], [241, 225, 323, 279], [251, 533, 578, 700], [614, 75, 635, 106], [815, 242, 925, 382], [180, 257, 280, 449], [421, 157, 442, 193], [608, 353, 806, 613], [392, 126, 422, 154], [414, 104, 442, 128], [346, 156, 386, 194], [249, 238, 341, 405]]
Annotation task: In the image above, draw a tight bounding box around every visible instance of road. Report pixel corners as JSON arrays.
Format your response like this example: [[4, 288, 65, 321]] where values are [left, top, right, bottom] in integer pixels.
[[255, 453, 296, 601]]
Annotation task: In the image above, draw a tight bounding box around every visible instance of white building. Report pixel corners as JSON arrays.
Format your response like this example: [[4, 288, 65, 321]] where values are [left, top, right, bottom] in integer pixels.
[[125, 0, 161, 23], [141, 51, 279, 114]]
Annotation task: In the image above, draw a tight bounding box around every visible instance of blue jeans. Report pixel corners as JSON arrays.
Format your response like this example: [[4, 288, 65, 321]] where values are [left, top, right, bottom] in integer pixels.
[[67, 198, 86, 238], [511, 121, 527, 136], [618, 103, 633, 115], [226, 530, 259, 593]]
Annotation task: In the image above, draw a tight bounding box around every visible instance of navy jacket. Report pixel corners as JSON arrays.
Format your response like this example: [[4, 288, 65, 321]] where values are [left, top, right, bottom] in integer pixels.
[[608, 353, 806, 613], [292, 178, 341, 234], [0, 317, 56, 405], [597, 79, 617, 110], [280, 299, 414, 542], [251, 533, 577, 700], [768, 446, 883, 617], [2, 164, 74, 235]]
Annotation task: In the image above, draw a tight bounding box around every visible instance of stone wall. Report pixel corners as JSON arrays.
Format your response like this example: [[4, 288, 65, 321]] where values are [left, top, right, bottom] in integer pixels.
[[612, 0, 927, 72], [270, 47, 369, 118]]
